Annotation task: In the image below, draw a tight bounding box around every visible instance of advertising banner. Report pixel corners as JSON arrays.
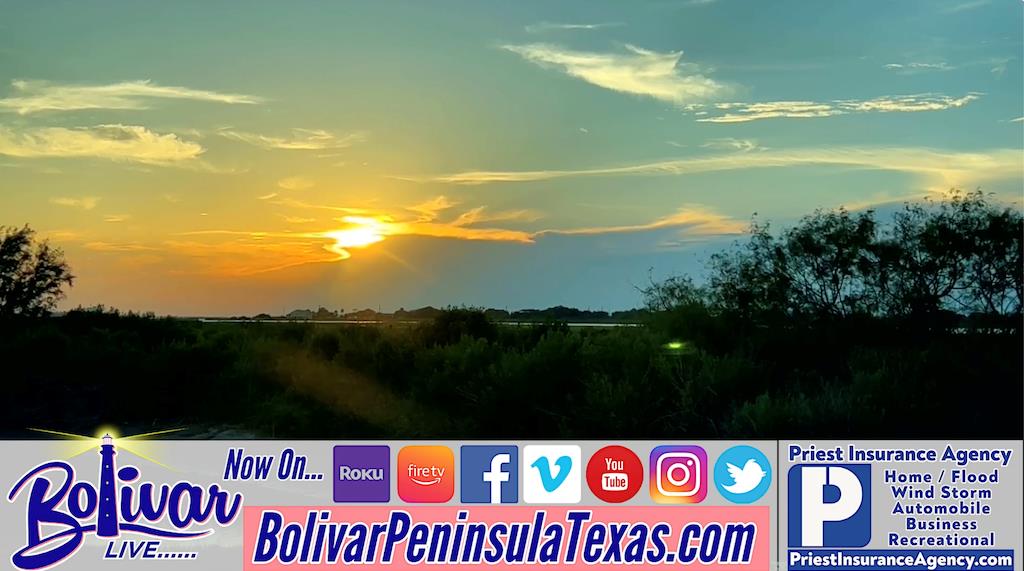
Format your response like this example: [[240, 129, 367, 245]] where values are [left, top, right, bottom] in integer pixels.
[[781, 441, 1021, 571], [2, 439, 775, 570], [2, 437, 1020, 569]]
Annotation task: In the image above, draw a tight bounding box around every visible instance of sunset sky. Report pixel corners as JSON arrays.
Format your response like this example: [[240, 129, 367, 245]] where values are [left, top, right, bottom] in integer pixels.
[[1, 0, 1021, 315]]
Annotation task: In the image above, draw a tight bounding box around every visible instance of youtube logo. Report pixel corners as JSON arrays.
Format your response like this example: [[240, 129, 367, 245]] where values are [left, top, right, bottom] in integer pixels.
[[586, 445, 643, 503]]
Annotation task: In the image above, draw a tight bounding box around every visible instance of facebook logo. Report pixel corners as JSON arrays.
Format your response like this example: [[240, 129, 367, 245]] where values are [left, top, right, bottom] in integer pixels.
[[460, 445, 518, 504], [788, 464, 871, 548]]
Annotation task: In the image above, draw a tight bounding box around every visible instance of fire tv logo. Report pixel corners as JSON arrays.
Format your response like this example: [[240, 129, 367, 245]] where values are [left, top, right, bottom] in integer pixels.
[[398, 446, 454, 503], [788, 464, 871, 548]]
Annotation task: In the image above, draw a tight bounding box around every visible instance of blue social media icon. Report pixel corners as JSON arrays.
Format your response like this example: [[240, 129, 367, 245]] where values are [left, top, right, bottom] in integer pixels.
[[460, 446, 518, 504], [532, 456, 572, 492], [523, 445, 581, 504], [714, 445, 771, 504], [788, 464, 871, 547]]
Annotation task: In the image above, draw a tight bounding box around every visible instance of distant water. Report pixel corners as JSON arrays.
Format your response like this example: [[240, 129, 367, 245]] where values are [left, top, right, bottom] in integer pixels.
[[197, 318, 641, 327]]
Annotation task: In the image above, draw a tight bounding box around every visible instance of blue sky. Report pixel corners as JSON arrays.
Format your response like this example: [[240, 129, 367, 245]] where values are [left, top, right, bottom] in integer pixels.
[[0, 0, 1021, 314]]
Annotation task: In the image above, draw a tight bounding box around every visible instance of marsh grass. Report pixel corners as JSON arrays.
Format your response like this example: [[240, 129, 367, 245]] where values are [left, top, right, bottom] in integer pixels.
[[0, 306, 1018, 438]]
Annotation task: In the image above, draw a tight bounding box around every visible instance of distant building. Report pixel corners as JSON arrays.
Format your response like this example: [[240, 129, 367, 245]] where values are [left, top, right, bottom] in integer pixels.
[[344, 308, 379, 321], [286, 309, 314, 320], [314, 307, 339, 320]]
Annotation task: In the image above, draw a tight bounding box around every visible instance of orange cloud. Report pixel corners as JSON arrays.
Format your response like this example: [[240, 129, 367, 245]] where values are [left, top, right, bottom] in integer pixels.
[[80, 196, 739, 278]]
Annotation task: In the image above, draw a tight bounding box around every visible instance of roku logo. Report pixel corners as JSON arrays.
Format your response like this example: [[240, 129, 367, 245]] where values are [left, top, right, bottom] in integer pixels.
[[337, 466, 384, 481]]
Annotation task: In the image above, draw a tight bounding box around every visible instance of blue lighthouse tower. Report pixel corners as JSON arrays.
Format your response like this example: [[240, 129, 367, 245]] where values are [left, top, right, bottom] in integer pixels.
[[97, 433, 118, 537]]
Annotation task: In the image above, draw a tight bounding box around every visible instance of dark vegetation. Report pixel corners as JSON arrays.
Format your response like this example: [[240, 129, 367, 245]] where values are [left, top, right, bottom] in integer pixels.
[[0, 191, 1020, 438], [243, 304, 646, 323], [0, 225, 73, 318]]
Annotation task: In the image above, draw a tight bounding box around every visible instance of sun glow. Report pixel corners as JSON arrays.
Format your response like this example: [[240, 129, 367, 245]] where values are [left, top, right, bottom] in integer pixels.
[[320, 216, 388, 259]]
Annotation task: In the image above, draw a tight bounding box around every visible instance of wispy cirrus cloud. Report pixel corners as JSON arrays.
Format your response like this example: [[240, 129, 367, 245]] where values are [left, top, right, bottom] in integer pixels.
[[84, 241, 157, 252], [0, 79, 262, 115], [884, 62, 954, 73], [173, 219, 535, 275], [406, 195, 458, 222], [403, 146, 1021, 194], [337, 197, 710, 241], [268, 197, 376, 215], [451, 206, 542, 227], [701, 138, 763, 152], [42, 230, 84, 242], [400, 196, 541, 227], [281, 216, 316, 224], [840, 93, 980, 113], [163, 198, 733, 275], [274, 195, 543, 232], [988, 58, 1010, 77], [701, 101, 837, 122], [524, 22, 624, 33], [163, 236, 342, 276], [942, 0, 989, 14], [50, 196, 100, 210], [697, 93, 981, 123], [393, 220, 534, 244], [502, 43, 730, 105], [0, 124, 204, 164], [218, 128, 366, 150], [538, 206, 744, 237], [277, 176, 315, 191]]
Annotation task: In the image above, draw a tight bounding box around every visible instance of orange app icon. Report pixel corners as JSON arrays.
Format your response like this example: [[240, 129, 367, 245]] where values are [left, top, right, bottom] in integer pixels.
[[398, 446, 455, 503]]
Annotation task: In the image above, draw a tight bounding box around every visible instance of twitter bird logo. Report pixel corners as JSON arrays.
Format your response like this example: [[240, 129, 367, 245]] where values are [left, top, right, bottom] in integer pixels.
[[723, 459, 768, 494], [714, 446, 772, 503]]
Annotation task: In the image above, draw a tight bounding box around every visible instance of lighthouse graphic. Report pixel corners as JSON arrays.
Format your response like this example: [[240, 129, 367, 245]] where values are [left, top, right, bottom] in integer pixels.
[[97, 433, 118, 537]]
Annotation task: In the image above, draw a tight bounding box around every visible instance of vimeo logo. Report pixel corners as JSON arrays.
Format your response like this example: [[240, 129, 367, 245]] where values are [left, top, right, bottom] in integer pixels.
[[788, 464, 871, 547], [523, 445, 581, 503], [534, 456, 571, 492], [460, 445, 518, 504]]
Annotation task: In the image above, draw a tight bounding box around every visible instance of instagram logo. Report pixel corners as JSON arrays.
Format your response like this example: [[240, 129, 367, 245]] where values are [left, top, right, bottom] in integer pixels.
[[650, 445, 707, 503]]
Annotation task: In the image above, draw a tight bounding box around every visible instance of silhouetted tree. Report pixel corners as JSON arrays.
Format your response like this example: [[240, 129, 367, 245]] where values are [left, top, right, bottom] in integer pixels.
[[647, 190, 1022, 327], [423, 307, 497, 345], [641, 273, 707, 312], [0, 225, 73, 317], [706, 209, 879, 321], [876, 190, 1022, 320]]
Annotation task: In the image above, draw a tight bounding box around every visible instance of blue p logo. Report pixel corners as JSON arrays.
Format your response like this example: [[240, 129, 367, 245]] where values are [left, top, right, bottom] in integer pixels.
[[788, 464, 871, 547]]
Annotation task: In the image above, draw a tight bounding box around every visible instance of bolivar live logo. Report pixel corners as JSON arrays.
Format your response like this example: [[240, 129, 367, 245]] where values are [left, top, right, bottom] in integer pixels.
[[6, 434, 242, 569]]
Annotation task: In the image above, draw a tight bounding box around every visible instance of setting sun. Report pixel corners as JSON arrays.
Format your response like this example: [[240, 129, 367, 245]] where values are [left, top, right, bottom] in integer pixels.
[[320, 216, 388, 259], [0, 1, 1020, 316]]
